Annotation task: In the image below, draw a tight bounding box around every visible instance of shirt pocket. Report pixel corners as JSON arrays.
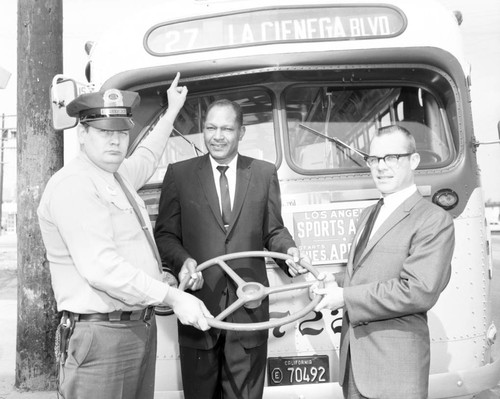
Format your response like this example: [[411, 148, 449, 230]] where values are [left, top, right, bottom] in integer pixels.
[[103, 191, 142, 242]]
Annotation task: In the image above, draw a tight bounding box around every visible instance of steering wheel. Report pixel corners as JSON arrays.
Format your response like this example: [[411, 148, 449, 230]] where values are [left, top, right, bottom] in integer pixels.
[[178, 251, 326, 331], [418, 149, 442, 164]]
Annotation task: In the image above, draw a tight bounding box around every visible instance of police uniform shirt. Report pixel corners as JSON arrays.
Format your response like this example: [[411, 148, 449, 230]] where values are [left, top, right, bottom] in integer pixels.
[[37, 127, 170, 314]]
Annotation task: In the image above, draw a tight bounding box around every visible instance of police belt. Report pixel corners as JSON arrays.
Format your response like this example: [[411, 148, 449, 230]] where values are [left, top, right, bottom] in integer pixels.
[[64, 307, 154, 323]]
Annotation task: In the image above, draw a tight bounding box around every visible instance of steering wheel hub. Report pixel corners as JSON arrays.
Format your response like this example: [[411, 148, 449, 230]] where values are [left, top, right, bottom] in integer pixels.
[[237, 282, 265, 309]]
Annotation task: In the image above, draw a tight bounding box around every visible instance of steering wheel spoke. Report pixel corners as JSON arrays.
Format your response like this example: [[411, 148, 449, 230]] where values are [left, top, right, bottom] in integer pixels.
[[266, 280, 315, 295], [215, 297, 247, 321], [214, 259, 247, 287]]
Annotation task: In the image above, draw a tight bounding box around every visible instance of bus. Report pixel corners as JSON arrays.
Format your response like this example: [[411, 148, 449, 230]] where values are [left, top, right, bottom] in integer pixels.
[[51, 0, 500, 397]]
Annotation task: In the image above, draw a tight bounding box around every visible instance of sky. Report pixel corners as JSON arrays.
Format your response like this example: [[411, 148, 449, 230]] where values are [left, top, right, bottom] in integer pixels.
[[0, 0, 499, 201]]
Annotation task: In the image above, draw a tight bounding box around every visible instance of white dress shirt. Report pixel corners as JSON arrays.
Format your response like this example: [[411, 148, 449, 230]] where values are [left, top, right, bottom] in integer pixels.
[[209, 154, 238, 212], [370, 184, 418, 238]]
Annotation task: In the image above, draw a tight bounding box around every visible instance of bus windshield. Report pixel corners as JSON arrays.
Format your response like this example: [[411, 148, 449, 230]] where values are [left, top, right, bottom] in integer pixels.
[[285, 85, 453, 172], [149, 81, 454, 184]]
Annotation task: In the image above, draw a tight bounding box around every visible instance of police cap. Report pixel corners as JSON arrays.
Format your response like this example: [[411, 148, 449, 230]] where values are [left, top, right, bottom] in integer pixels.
[[66, 89, 140, 131]]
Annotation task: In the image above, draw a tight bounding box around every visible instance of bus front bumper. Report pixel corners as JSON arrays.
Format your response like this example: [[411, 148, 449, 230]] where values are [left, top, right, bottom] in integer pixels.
[[260, 358, 500, 399], [429, 357, 500, 399]]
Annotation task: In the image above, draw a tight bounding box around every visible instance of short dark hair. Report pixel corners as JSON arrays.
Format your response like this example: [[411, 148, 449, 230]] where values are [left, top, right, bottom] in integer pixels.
[[204, 99, 243, 128], [376, 125, 416, 153]]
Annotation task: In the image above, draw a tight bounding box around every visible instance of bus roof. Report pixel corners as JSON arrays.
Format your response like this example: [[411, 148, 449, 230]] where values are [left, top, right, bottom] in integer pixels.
[[88, 0, 468, 89]]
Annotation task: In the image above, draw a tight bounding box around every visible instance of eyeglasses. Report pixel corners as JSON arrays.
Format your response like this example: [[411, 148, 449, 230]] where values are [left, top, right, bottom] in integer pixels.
[[364, 153, 414, 168]]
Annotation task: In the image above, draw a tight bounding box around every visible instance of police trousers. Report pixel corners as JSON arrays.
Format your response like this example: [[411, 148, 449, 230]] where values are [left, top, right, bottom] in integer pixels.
[[58, 315, 157, 399]]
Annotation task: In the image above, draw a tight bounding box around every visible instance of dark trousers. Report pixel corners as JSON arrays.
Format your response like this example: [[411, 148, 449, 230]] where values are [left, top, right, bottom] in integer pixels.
[[59, 316, 157, 399], [180, 331, 267, 399]]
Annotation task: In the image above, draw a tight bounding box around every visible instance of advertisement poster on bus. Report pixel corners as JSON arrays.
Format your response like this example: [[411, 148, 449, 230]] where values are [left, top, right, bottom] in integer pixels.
[[283, 201, 374, 265]]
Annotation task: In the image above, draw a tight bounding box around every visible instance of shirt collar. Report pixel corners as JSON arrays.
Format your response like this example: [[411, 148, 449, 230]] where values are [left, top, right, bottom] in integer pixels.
[[382, 184, 417, 208], [209, 154, 239, 171], [78, 151, 116, 181]]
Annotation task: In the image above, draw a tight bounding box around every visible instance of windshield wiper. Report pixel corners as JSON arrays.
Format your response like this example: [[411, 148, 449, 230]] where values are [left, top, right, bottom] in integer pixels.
[[298, 123, 368, 159], [172, 127, 205, 156]]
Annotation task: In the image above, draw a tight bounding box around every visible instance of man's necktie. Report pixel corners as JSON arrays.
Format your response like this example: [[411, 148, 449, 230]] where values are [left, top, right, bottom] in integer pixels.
[[217, 165, 231, 226], [114, 172, 163, 273], [353, 198, 384, 267]]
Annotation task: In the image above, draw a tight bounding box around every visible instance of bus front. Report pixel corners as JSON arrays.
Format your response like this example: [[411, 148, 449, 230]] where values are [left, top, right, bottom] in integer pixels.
[[81, 0, 500, 397]]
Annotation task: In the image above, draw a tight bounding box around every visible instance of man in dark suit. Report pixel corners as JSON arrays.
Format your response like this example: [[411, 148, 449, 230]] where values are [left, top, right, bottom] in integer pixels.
[[154, 99, 309, 399], [314, 125, 455, 399]]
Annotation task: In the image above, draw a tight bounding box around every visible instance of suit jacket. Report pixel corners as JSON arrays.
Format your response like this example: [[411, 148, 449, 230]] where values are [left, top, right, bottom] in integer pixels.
[[154, 154, 295, 350], [339, 191, 454, 398]]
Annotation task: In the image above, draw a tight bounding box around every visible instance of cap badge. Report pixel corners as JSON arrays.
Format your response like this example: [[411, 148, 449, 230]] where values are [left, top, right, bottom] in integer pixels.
[[103, 89, 124, 107]]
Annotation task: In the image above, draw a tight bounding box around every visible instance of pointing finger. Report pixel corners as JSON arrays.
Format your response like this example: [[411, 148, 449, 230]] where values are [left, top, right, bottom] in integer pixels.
[[171, 72, 181, 88]]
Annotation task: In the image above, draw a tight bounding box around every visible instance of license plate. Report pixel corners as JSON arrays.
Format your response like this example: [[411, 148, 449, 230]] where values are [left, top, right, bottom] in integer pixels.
[[268, 355, 329, 386]]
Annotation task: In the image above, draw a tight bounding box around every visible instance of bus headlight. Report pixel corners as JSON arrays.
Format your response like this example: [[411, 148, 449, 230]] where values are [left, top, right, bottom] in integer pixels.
[[432, 189, 459, 210]]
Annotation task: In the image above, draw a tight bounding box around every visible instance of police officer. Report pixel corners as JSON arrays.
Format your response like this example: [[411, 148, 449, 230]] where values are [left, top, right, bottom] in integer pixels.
[[37, 73, 211, 399]]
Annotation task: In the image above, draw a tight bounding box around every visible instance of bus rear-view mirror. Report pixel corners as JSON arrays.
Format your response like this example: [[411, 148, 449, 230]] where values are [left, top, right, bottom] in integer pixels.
[[50, 75, 92, 131]]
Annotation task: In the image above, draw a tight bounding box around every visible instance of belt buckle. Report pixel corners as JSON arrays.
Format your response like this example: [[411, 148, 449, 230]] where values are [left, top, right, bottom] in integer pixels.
[[108, 311, 122, 322]]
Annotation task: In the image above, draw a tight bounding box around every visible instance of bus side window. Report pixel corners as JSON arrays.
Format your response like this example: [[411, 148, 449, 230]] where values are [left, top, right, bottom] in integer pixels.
[[395, 88, 452, 166]]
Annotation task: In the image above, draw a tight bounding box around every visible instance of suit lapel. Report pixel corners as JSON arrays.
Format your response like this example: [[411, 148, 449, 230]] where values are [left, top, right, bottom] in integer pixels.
[[347, 208, 371, 277], [196, 154, 226, 232], [227, 156, 251, 235], [356, 192, 422, 266]]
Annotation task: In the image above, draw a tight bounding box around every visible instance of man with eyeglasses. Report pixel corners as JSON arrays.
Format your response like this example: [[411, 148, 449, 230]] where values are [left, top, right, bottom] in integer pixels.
[[314, 125, 455, 399]]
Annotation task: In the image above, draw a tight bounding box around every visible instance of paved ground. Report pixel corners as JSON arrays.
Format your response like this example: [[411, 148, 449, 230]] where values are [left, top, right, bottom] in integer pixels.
[[0, 233, 56, 398]]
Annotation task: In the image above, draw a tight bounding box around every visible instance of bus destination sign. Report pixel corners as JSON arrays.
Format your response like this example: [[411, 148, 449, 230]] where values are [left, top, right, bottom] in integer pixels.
[[145, 6, 406, 55]]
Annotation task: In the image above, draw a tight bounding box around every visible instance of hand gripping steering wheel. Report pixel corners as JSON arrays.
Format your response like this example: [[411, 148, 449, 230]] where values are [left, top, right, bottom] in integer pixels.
[[179, 251, 326, 331]]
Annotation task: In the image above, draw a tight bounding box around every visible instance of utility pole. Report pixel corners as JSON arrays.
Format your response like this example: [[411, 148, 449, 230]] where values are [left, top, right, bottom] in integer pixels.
[[17, 0, 63, 390], [0, 114, 5, 233]]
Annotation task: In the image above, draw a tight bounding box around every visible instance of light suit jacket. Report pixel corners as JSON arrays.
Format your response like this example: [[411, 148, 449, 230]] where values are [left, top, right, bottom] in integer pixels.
[[154, 154, 295, 350], [339, 191, 454, 398]]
